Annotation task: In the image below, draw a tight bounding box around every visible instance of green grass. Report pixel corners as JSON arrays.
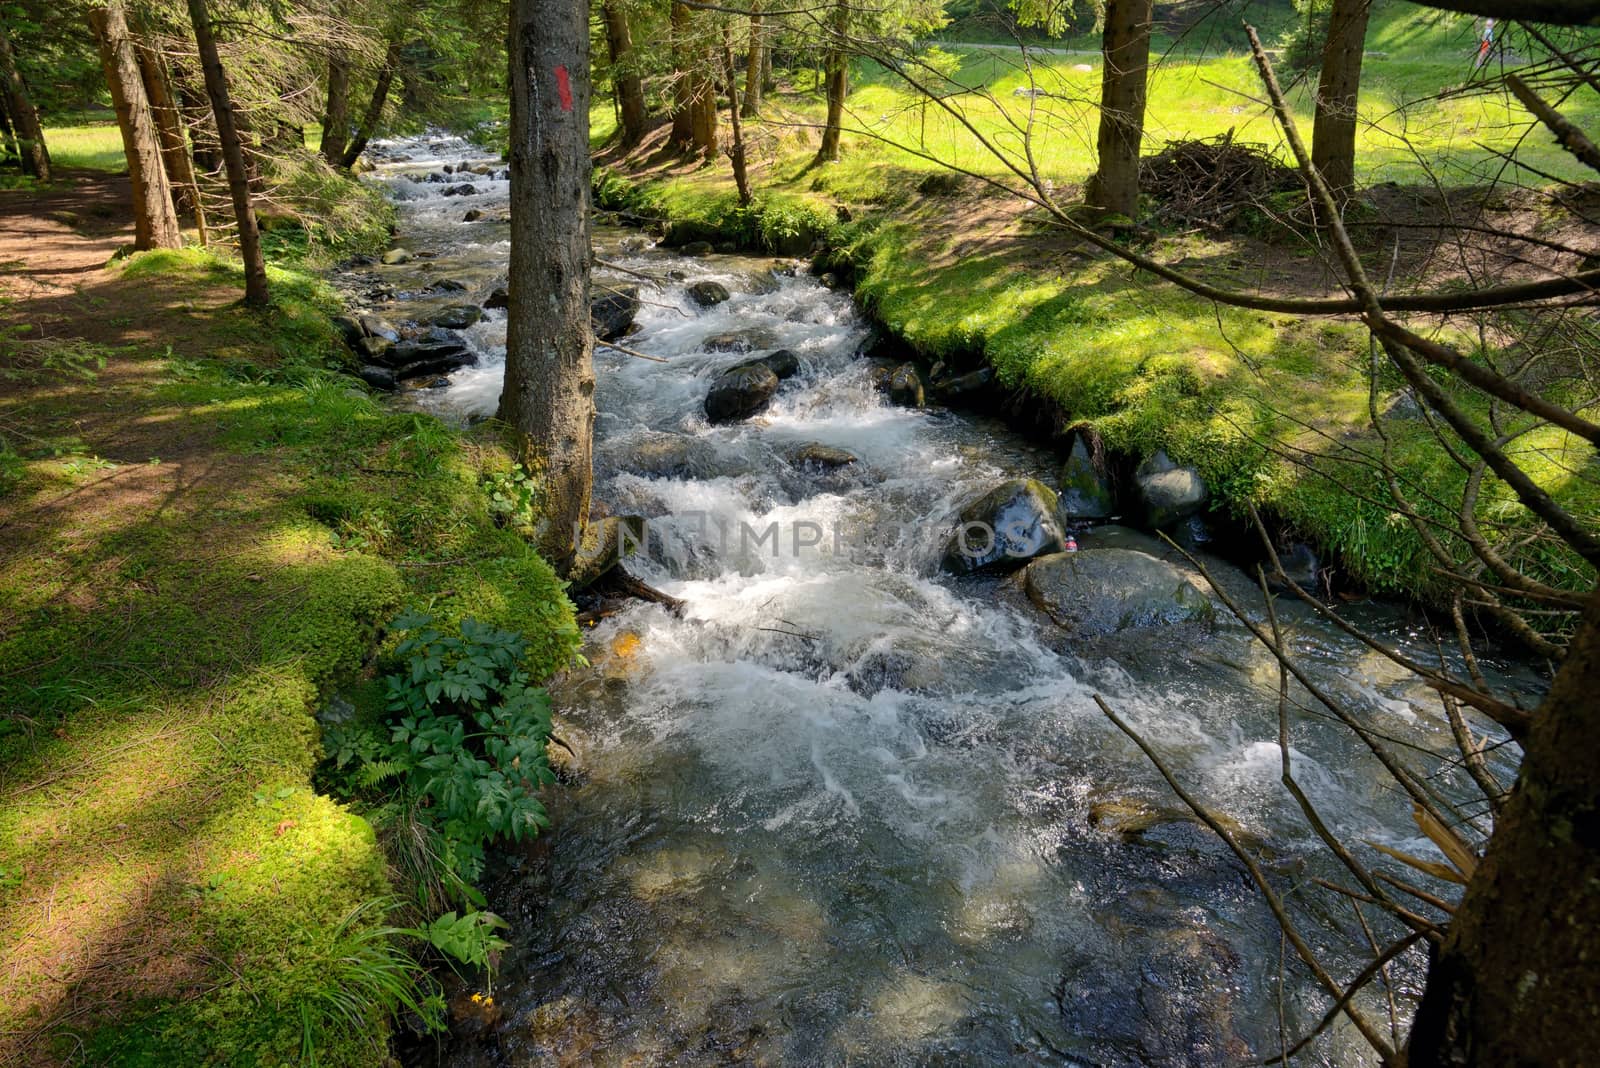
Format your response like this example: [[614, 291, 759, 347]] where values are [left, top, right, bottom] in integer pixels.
[[39, 115, 124, 172], [0, 248, 579, 1063]]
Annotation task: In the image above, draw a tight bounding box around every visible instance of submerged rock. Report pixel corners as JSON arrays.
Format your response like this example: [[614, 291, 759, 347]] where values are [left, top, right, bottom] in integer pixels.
[[483, 286, 509, 311], [688, 280, 731, 306], [704, 364, 779, 423], [942, 479, 1066, 573], [729, 349, 800, 379], [1134, 450, 1207, 528], [1059, 435, 1114, 520], [433, 304, 483, 330], [611, 431, 747, 480], [380, 247, 412, 265], [462, 208, 484, 222], [1021, 548, 1212, 635], [788, 442, 857, 470], [678, 240, 715, 257], [591, 286, 640, 341], [703, 329, 778, 354], [887, 363, 925, 408]]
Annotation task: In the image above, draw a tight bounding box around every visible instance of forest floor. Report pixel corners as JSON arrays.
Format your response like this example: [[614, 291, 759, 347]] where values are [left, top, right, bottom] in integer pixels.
[[0, 173, 577, 1064]]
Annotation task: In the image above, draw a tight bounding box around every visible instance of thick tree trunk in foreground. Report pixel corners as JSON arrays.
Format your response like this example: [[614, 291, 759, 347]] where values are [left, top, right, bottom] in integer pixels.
[[668, 2, 693, 149], [320, 53, 350, 165], [0, 23, 49, 180], [89, 3, 180, 250], [813, 0, 848, 164], [340, 41, 399, 169], [1310, 0, 1372, 209], [1407, 587, 1600, 1065], [741, 5, 763, 117], [185, 0, 268, 306], [134, 38, 206, 240], [602, 1, 646, 147], [1085, 0, 1152, 220], [722, 27, 750, 204], [500, 0, 594, 576]]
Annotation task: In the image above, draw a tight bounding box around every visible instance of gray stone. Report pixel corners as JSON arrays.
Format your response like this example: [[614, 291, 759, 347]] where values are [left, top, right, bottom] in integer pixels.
[[730, 349, 800, 379], [359, 315, 400, 342], [591, 286, 640, 341], [680, 241, 715, 257], [788, 442, 857, 470], [355, 335, 394, 361], [388, 339, 476, 379], [433, 304, 483, 330], [704, 364, 780, 423], [380, 248, 412, 265], [688, 280, 731, 306], [1134, 450, 1207, 528], [1059, 436, 1114, 520], [331, 314, 364, 348], [887, 363, 925, 408], [942, 479, 1066, 573], [357, 365, 397, 391], [703, 329, 778, 354], [1021, 548, 1213, 636], [611, 432, 743, 480]]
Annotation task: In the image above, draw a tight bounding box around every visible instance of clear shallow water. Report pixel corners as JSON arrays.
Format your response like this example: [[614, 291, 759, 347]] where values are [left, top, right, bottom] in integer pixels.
[[352, 136, 1540, 1067]]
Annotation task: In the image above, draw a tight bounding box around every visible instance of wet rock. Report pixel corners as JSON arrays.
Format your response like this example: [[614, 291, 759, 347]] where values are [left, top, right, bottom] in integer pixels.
[[730, 349, 801, 379], [359, 314, 400, 342], [1021, 548, 1212, 635], [388, 339, 476, 379], [483, 286, 509, 311], [570, 515, 648, 587], [611, 431, 735, 480], [886, 363, 926, 408], [1270, 541, 1320, 590], [930, 366, 994, 402], [1134, 450, 1207, 528], [442, 183, 478, 196], [715, 241, 739, 254], [704, 364, 780, 424], [1059, 435, 1114, 520], [679, 241, 715, 258], [462, 208, 484, 221], [867, 363, 895, 393], [433, 303, 483, 330], [702, 329, 779, 354], [590, 286, 640, 341], [380, 247, 412, 265], [426, 278, 468, 293], [846, 649, 947, 697], [357, 365, 397, 391], [355, 335, 394, 361], [618, 235, 650, 253], [688, 280, 731, 306], [818, 272, 841, 290], [331, 313, 364, 349], [424, 172, 447, 183], [788, 442, 857, 470], [942, 479, 1066, 573]]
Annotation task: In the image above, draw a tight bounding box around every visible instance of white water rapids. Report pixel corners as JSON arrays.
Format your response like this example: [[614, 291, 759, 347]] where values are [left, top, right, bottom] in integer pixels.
[[344, 135, 1537, 1067]]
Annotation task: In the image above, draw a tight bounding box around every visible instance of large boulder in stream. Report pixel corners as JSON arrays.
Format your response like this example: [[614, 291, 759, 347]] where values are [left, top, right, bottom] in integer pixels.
[[729, 349, 800, 380], [1134, 450, 1208, 528], [1021, 548, 1212, 636], [591, 286, 640, 341], [432, 303, 483, 330], [941, 479, 1067, 573], [1059, 435, 1114, 520], [886, 363, 926, 408], [688, 280, 731, 307], [383, 339, 476, 380], [704, 364, 780, 423]]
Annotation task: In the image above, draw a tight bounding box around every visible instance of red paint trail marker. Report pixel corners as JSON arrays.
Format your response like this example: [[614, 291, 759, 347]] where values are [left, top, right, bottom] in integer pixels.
[[555, 65, 573, 112]]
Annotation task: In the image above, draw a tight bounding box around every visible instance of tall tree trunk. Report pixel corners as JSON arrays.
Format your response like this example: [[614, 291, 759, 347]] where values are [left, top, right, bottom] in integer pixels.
[[340, 41, 399, 169], [761, 42, 773, 93], [320, 53, 350, 164], [668, 2, 693, 149], [500, 0, 594, 576], [1085, 0, 1153, 220], [602, 1, 646, 148], [741, 4, 763, 118], [1310, 0, 1371, 209], [813, 0, 848, 164], [722, 26, 750, 204], [0, 94, 18, 162], [133, 38, 206, 241], [689, 63, 717, 161], [185, 0, 268, 306], [0, 21, 51, 181], [170, 63, 219, 173], [1407, 588, 1600, 1065], [89, 3, 180, 250]]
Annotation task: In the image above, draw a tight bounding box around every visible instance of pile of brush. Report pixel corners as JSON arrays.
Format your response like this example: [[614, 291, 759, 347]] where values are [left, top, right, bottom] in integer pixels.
[[1139, 130, 1302, 230]]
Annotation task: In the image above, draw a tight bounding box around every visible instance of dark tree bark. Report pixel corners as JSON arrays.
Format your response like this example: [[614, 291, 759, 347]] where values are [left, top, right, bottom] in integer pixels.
[[0, 19, 51, 180], [170, 62, 219, 173], [89, 3, 180, 250], [813, 0, 848, 164], [602, 1, 646, 147], [185, 0, 268, 306], [1085, 0, 1152, 220], [500, 0, 595, 576], [741, 3, 763, 118], [722, 26, 750, 204], [133, 37, 206, 241], [1310, 0, 1372, 208], [761, 38, 773, 93], [0, 93, 18, 162], [340, 40, 399, 169], [668, 2, 693, 149], [688, 63, 717, 161], [320, 53, 350, 165], [1407, 589, 1600, 1065]]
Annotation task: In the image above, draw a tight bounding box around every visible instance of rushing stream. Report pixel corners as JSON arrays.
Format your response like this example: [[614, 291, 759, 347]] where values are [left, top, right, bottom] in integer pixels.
[[342, 136, 1541, 1067]]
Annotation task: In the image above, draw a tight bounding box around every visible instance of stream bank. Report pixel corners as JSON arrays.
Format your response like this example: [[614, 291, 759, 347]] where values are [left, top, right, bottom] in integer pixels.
[[342, 135, 1550, 1066]]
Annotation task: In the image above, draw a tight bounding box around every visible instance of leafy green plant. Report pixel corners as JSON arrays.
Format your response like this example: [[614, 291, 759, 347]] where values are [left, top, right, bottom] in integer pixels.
[[484, 463, 538, 530], [410, 909, 511, 971]]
